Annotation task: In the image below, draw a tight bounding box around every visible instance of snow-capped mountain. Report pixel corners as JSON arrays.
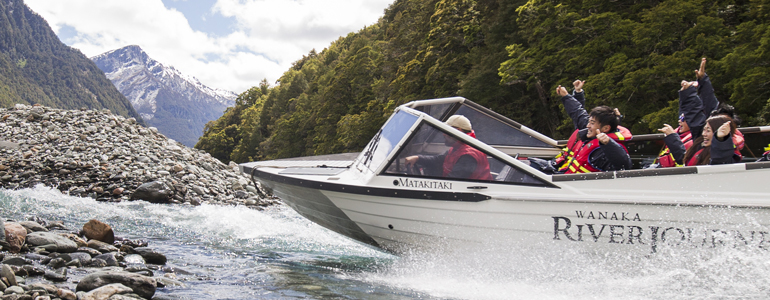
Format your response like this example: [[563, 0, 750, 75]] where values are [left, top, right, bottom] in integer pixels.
[[91, 45, 237, 147]]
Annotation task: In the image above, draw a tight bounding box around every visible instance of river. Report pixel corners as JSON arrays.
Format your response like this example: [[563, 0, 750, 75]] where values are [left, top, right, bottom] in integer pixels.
[[2, 185, 770, 299]]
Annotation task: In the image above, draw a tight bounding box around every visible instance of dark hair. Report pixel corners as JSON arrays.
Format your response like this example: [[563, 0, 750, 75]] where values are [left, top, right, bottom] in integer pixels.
[[589, 106, 619, 132], [684, 115, 736, 165], [710, 103, 741, 126]]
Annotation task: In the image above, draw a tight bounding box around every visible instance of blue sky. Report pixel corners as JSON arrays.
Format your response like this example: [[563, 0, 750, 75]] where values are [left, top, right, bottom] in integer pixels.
[[26, 0, 393, 94]]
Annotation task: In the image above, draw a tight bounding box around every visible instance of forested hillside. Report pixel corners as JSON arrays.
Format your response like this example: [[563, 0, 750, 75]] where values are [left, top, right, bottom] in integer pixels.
[[197, 0, 770, 163], [0, 0, 142, 121]]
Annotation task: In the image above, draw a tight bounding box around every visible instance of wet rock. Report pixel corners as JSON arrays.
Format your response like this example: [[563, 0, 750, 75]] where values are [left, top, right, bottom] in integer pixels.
[[78, 283, 133, 300], [76, 247, 102, 257], [4, 285, 24, 294], [93, 253, 119, 267], [87, 240, 118, 253], [17, 221, 47, 232], [1, 264, 17, 286], [76, 271, 156, 299], [1, 257, 31, 266], [82, 220, 115, 244], [25, 232, 78, 253], [57, 288, 77, 300], [133, 248, 166, 265], [4, 223, 26, 253], [130, 181, 173, 203], [43, 270, 67, 282]]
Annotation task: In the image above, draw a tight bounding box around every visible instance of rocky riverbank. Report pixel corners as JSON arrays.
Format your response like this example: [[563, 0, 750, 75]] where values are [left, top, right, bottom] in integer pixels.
[[1, 217, 177, 300], [0, 104, 280, 299], [0, 104, 276, 207]]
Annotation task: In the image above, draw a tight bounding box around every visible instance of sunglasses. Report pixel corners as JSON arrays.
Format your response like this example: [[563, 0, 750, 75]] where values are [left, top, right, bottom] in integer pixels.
[[679, 114, 685, 122]]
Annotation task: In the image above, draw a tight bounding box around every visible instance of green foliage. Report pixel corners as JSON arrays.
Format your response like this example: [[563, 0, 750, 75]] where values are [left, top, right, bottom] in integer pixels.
[[198, 0, 770, 163]]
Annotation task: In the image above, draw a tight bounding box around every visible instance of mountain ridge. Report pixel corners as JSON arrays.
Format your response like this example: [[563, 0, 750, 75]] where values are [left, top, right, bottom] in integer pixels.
[[91, 45, 237, 147]]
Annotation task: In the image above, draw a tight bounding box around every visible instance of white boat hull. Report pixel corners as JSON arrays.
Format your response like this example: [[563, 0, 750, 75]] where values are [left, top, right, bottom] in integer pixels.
[[250, 163, 770, 255]]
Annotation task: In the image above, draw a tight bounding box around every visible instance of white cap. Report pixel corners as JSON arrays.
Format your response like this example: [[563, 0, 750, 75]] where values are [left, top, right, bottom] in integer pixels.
[[445, 115, 472, 131]]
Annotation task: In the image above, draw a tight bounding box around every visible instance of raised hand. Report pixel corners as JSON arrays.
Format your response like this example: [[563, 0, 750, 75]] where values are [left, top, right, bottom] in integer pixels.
[[596, 129, 610, 145], [556, 85, 569, 97], [573, 80, 585, 92], [695, 57, 706, 79], [681, 80, 698, 91], [658, 124, 676, 136], [716, 121, 731, 139]]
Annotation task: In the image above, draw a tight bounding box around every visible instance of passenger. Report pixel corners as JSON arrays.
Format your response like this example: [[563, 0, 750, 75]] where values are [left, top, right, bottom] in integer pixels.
[[530, 81, 632, 174], [662, 115, 740, 166], [679, 58, 720, 141], [654, 58, 721, 167], [655, 114, 693, 167], [404, 115, 492, 180], [710, 103, 745, 157]]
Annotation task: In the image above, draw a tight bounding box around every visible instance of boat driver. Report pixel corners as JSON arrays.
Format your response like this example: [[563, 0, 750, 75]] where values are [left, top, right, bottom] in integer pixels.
[[404, 115, 493, 180]]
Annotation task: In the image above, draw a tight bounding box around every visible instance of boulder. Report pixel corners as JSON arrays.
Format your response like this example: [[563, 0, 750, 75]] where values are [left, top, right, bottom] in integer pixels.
[[82, 220, 115, 244], [4, 222, 27, 253], [130, 181, 173, 203], [133, 247, 167, 265], [25, 232, 78, 253], [18, 221, 48, 232], [88, 240, 118, 253], [76, 271, 156, 299], [79, 283, 132, 300], [1, 263, 17, 286]]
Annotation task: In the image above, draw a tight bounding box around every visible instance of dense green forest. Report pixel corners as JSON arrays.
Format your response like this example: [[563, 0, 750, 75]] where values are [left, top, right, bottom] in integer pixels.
[[0, 1, 142, 121], [197, 0, 770, 163]]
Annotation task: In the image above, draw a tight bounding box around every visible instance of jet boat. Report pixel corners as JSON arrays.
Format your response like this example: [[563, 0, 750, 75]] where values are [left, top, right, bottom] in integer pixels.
[[242, 97, 770, 254]]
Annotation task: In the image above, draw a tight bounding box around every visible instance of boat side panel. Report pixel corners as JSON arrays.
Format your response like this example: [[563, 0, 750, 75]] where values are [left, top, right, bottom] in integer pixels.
[[260, 178, 381, 248]]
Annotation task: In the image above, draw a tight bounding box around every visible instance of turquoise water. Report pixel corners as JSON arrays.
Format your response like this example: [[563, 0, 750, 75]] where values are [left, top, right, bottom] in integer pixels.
[[3, 186, 770, 299]]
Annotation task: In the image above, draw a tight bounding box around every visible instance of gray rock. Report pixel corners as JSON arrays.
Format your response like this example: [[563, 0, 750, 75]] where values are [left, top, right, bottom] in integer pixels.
[[68, 252, 92, 265], [43, 270, 67, 282], [4, 285, 24, 294], [79, 283, 132, 300], [25, 232, 77, 253], [0, 264, 17, 286], [129, 181, 173, 203], [87, 240, 118, 253], [133, 248, 166, 265], [93, 253, 119, 267], [47, 258, 66, 269], [17, 221, 47, 232], [1, 257, 30, 266], [76, 271, 156, 299], [122, 254, 144, 265]]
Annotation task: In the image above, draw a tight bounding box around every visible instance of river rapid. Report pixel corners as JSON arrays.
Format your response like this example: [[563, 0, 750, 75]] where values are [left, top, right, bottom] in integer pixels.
[[2, 185, 770, 300]]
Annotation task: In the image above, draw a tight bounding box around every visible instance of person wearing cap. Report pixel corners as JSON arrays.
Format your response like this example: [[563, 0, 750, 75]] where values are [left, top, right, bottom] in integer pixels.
[[404, 115, 492, 180], [545, 82, 632, 174]]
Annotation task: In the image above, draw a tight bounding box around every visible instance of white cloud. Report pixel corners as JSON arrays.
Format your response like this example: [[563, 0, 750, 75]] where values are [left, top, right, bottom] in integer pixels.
[[24, 0, 392, 93]]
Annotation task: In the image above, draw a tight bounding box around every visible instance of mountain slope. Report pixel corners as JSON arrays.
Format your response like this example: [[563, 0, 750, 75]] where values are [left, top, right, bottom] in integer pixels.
[[92, 45, 236, 147], [0, 0, 141, 121]]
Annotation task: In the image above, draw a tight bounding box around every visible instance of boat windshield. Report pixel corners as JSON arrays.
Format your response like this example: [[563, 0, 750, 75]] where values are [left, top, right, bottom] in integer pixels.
[[409, 99, 555, 148], [382, 121, 549, 186], [354, 110, 419, 172]]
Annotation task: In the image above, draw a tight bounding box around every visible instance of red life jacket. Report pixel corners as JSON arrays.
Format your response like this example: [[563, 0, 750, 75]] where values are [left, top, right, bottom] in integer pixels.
[[686, 148, 704, 166], [657, 129, 693, 168], [442, 144, 492, 180], [557, 126, 632, 174], [733, 130, 744, 159]]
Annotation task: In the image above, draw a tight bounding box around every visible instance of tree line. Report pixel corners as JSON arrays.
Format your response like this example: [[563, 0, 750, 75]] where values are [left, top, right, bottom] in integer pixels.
[[196, 0, 770, 163]]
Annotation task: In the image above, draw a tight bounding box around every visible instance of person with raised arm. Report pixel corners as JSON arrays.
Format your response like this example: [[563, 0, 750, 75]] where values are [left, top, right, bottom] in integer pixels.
[[658, 58, 741, 166], [661, 116, 740, 165], [530, 81, 632, 174]]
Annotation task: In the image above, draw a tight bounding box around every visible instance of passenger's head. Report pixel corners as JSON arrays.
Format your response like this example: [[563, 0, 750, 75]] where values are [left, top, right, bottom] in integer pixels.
[[678, 113, 690, 132], [702, 115, 735, 147], [710, 103, 741, 126], [586, 106, 619, 138], [445, 115, 472, 134]]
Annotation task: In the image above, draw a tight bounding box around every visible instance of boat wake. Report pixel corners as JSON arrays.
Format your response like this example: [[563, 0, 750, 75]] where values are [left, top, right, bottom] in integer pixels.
[[3, 185, 770, 299]]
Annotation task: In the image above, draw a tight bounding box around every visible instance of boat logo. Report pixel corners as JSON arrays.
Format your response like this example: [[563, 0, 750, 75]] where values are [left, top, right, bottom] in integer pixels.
[[394, 178, 453, 189]]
